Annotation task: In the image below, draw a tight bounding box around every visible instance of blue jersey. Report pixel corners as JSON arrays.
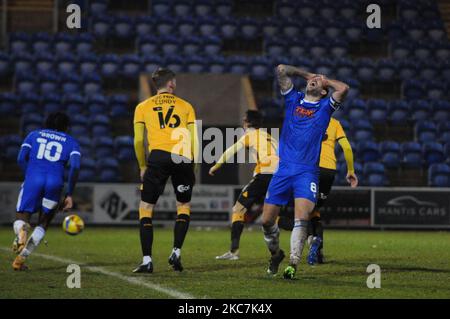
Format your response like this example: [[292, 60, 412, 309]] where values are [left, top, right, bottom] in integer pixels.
[[16, 129, 81, 214], [279, 86, 340, 168], [20, 129, 80, 179]]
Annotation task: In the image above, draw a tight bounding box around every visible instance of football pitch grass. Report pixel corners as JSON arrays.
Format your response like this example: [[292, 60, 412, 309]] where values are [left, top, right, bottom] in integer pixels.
[[0, 226, 449, 299]]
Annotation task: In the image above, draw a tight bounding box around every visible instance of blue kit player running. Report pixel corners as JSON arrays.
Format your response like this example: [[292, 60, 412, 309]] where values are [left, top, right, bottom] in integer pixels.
[[261, 64, 349, 279], [12, 112, 81, 271]]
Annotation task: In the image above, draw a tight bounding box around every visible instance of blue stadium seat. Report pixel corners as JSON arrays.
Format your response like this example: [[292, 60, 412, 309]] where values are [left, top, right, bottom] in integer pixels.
[[368, 99, 388, 123], [165, 55, 185, 73], [64, 94, 85, 114], [42, 93, 62, 114], [135, 16, 153, 38], [356, 58, 375, 82], [182, 36, 202, 57], [114, 15, 135, 39], [325, 20, 343, 39], [227, 56, 248, 75], [403, 79, 424, 100], [388, 100, 409, 124], [121, 54, 142, 79], [115, 135, 135, 161], [57, 52, 77, 74], [216, 0, 233, 17], [20, 92, 40, 114], [239, 17, 260, 39], [220, 16, 238, 39], [330, 38, 348, 58], [32, 32, 52, 53], [83, 72, 102, 96], [282, 19, 301, 38], [35, 52, 54, 73], [376, 59, 396, 82], [363, 162, 386, 186], [336, 57, 354, 78], [185, 55, 206, 74], [359, 141, 380, 162], [339, 0, 358, 19], [390, 40, 412, 60], [195, 0, 213, 16], [415, 120, 436, 143], [0, 93, 18, 116], [177, 16, 197, 36], [265, 37, 285, 57], [208, 55, 227, 74], [15, 71, 37, 94], [275, 0, 296, 18], [347, 99, 367, 121], [174, 0, 192, 16], [428, 163, 450, 187], [90, 14, 113, 38], [138, 35, 161, 56], [79, 53, 99, 74], [435, 41, 450, 60], [13, 52, 34, 74], [9, 32, 30, 54], [426, 80, 446, 100], [262, 18, 280, 38], [76, 33, 95, 55], [152, 0, 172, 16], [98, 169, 120, 182], [60, 73, 81, 94], [397, 59, 418, 80], [419, 61, 439, 81], [54, 33, 75, 55], [309, 39, 328, 58], [401, 141, 423, 168], [410, 100, 431, 122], [90, 0, 108, 15], [204, 35, 221, 56], [314, 58, 335, 77], [93, 136, 114, 158], [160, 35, 181, 56], [87, 94, 108, 114], [382, 152, 400, 169], [414, 42, 433, 60], [142, 55, 163, 73], [101, 54, 121, 78], [198, 16, 218, 37], [249, 56, 271, 80], [422, 142, 445, 166], [304, 20, 322, 38], [111, 104, 129, 118], [345, 20, 364, 42]]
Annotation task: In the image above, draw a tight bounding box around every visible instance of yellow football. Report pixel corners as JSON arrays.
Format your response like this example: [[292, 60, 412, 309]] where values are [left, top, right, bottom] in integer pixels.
[[62, 215, 84, 236]]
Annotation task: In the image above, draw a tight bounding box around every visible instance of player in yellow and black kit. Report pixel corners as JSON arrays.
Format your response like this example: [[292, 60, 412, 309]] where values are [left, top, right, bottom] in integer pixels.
[[133, 68, 199, 273], [209, 110, 280, 260], [278, 117, 358, 264]]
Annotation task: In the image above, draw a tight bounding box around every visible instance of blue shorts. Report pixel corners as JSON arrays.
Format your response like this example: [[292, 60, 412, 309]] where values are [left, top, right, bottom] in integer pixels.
[[264, 161, 319, 205], [16, 173, 63, 214]]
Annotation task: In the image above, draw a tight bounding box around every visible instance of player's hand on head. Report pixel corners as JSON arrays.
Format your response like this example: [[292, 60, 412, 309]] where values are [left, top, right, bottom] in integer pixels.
[[63, 196, 73, 211], [346, 172, 358, 188]]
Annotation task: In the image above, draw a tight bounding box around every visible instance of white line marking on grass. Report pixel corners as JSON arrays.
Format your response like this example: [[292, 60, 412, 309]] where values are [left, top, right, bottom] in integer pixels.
[[1, 247, 195, 299]]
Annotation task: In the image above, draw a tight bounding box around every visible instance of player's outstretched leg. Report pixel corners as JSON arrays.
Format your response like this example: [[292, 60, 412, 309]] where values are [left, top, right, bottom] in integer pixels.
[[216, 204, 247, 260], [283, 198, 315, 280], [12, 213, 30, 255], [168, 203, 191, 272], [262, 204, 285, 275], [133, 202, 154, 273], [13, 210, 55, 271]]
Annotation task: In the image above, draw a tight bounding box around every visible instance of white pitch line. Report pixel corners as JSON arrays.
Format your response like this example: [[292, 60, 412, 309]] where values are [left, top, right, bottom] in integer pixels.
[[1, 247, 195, 299]]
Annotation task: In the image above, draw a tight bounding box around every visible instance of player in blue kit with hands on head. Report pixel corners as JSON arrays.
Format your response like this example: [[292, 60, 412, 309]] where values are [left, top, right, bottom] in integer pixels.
[[261, 64, 349, 279], [12, 112, 81, 271]]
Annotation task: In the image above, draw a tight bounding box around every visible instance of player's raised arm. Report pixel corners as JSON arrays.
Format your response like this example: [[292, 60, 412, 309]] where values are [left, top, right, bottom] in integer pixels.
[[209, 138, 246, 176], [323, 77, 350, 104], [276, 64, 316, 93]]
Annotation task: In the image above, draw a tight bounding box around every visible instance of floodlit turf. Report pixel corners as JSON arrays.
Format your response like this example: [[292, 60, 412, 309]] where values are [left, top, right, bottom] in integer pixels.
[[0, 226, 449, 299]]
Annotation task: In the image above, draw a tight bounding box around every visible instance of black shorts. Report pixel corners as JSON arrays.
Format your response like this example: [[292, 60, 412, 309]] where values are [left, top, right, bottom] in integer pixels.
[[237, 174, 272, 210], [315, 167, 336, 209], [141, 150, 195, 204]]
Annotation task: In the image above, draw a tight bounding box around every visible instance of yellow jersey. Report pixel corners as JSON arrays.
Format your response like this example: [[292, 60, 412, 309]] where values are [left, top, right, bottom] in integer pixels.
[[238, 128, 279, 175], [133, 93, 196, 159], [319, 118, 347, 170]]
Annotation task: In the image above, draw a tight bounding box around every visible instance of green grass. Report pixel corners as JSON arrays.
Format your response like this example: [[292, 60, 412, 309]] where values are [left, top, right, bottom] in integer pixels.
[[0, 226, 449, 299]]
